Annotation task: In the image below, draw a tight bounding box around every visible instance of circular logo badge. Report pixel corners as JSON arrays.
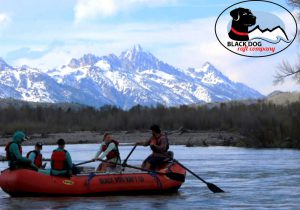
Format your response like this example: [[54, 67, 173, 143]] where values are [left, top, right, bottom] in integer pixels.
[[215, 0, 298, 57]]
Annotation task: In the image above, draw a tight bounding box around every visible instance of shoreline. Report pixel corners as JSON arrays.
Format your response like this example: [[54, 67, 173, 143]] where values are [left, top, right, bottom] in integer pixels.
[[0, 130, 243, 147]]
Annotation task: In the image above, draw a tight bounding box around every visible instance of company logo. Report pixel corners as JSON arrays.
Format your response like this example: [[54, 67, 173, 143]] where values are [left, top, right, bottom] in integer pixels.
[[215, 0, 298, 57], [63, 180, 74, 185]]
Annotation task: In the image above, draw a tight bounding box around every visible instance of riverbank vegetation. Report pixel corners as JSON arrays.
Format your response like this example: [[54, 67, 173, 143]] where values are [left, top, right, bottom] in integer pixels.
[[0, 101, 299, 148]]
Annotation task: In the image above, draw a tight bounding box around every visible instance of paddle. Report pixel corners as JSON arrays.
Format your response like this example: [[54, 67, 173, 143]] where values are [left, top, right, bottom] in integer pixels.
[[43, 158, 51, 161], [124, 163, 185, 182], [96, 158, 185, 182], [166, 156, 224, 193], [121, 144, 137, 171], [74, 159, 95, 166]]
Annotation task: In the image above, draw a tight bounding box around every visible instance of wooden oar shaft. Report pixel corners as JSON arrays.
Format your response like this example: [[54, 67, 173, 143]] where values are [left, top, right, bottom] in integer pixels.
[[172, 159, 207, 184]]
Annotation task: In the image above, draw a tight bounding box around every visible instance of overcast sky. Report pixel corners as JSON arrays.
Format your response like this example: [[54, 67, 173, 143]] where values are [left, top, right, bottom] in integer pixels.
[[0, 0, 299, 95]]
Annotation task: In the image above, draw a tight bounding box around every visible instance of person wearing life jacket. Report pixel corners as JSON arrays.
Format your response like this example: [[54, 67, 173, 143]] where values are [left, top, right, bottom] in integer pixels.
[[92, 133, 121, 172], [5, 131, 32, 169], [138, 124, 170, 170], [26, 142, 44, 169], [50, 139, 73, 176]]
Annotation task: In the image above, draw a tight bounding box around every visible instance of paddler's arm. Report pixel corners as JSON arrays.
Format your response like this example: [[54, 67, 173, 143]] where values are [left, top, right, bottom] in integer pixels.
[[28, 152, 39, 168], [137, 138, 151, 146], [28, 152, 36, 163], [151, 137, 167, 153], [99, 143, 116, 159], [66, 151, 73, 169], [10, 144, 31, 163], [93, 143, 104, 160]]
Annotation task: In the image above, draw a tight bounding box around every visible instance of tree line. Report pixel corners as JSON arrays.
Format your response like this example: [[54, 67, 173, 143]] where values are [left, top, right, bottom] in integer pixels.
[[0, 101, 299, 148]]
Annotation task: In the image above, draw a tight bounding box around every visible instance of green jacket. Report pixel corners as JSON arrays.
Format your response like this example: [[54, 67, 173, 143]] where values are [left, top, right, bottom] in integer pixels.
[[7, 131, 31, 168], [50, 148, 72, 176]]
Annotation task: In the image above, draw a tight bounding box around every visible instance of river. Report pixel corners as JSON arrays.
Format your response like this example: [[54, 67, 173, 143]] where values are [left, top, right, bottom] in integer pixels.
[[0, 145, 299, 209]]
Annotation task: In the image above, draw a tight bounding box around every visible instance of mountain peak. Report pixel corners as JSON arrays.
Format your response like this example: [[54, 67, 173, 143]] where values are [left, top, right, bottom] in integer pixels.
[[0, 58, 12, 70], [132, 44, 143, 52], [191, 62, 217, 73], [68, 53, 100, 68], [201, 62, 217, 71], [118, 44, 163, 71], [120, 44, 146, 60]]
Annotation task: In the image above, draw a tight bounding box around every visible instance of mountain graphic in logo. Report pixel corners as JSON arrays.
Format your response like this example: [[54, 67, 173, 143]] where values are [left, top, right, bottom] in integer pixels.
[[228, 7, 289, 44], [248, 26, 289, 43]]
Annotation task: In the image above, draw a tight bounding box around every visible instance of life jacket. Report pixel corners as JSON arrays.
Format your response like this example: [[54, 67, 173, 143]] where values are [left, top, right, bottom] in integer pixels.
[[5, 142, 22, 161], [26, 151, 43, 168], [51, 150, 68, 170], [101, 140, 120, 160], [150, 133, 169, 153]]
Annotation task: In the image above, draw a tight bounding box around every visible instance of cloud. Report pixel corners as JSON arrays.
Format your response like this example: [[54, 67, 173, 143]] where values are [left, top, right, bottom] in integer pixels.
[[0, 13, 11, 27], [74, 0, 118, 21], [14, 50, 72, 71], [74, 0, 176, 22]]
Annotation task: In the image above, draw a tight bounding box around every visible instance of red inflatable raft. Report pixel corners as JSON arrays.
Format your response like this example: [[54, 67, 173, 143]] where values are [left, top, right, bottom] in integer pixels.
[[0, 162, 185, 197]]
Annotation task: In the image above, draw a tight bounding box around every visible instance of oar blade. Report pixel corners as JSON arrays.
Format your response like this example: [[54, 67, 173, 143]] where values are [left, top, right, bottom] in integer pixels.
[[166, 172, 186, 182], [207, 182, 224, 193]]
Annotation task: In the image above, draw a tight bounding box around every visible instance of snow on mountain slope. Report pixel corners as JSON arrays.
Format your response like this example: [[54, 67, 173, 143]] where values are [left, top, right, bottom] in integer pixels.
[[0, 46, 263, 109]]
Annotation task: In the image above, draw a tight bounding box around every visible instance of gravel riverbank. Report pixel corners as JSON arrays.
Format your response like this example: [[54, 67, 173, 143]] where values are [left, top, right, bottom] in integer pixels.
[[0, 130, 245, 147]]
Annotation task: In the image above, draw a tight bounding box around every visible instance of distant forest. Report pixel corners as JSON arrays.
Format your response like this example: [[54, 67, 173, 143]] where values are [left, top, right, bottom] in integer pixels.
[[0, 101, 299, 148]]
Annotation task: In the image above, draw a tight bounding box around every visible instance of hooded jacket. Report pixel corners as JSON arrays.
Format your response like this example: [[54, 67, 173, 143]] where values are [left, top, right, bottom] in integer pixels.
[[6, 131, 31, 168]]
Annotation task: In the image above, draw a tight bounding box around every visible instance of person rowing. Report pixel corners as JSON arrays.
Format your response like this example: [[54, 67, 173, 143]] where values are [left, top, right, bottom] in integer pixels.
[[137, 124, 170, 170], [92, 133, 121, 172]]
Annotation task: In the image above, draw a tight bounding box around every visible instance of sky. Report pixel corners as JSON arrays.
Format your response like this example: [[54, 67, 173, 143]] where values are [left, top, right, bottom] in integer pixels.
[[0, 0, 299, 95]]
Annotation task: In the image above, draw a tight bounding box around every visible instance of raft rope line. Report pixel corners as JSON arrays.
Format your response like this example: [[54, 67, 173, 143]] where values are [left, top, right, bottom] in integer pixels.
[[149, 161, 176, 188], [84, 172, 96, 187], [149, 172, 163, 189]]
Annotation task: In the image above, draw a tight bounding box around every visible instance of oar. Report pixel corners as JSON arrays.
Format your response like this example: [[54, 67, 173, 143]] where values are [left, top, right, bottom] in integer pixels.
[[168, 157, 224, 193], [96, 158, 185, 182], [124, 163, 185, 182], [121, 144, 137, 170], [74, 159, 95, 166], [43, 158, 51, 161]]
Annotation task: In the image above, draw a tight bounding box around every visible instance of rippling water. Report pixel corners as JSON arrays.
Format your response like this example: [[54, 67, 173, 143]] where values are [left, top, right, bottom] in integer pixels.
[[0, 144, 299, 209]]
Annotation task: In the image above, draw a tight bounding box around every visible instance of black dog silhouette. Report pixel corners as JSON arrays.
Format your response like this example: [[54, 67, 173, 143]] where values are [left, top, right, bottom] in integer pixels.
[[228, 8, 256, 41]]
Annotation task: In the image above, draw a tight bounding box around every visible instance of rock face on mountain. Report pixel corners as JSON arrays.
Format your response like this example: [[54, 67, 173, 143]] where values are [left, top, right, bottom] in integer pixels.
[[0, 45, 263, 109]]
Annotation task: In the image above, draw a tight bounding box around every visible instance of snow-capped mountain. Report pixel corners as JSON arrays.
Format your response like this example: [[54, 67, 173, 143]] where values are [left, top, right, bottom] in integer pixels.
[[0, 45, 263, 109]]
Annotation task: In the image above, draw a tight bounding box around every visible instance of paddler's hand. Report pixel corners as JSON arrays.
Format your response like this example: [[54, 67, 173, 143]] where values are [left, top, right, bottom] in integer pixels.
[[136, 141, 145, 146]]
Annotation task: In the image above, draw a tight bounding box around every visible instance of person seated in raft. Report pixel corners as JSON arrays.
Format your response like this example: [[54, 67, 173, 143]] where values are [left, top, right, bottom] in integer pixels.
[[5, 131, 37, 170], [26, 142, 46, 169], [50, 139, 73, 177], [92, 133, 121, 172], [137, 124, 170, 170]]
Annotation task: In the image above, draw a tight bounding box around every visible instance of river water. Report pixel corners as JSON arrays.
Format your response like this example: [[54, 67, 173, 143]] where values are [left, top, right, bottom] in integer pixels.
[[0, 144, 299, 209]]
